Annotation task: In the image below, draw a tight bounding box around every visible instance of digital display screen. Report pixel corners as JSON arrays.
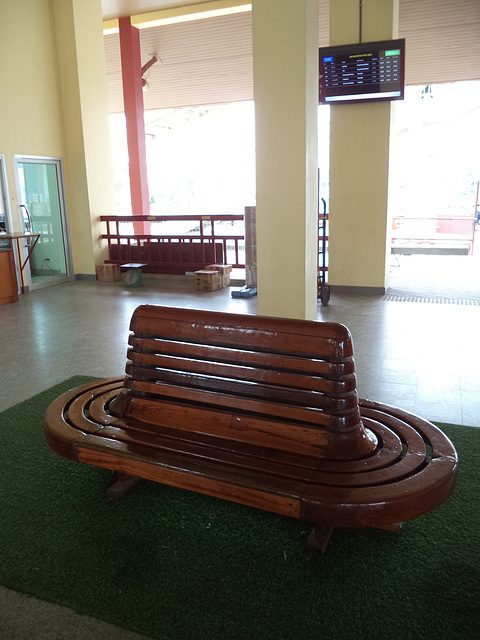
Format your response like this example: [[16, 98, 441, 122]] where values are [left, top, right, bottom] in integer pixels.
[[319, 39, 405, 105]]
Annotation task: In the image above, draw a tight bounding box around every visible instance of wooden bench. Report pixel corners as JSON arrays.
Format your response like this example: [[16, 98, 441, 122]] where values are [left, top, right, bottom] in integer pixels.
[[44, 304, 458, 553]]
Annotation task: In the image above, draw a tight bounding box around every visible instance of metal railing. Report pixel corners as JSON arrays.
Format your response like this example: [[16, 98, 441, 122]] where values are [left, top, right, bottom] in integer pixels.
[[391, 216, 476, 254]]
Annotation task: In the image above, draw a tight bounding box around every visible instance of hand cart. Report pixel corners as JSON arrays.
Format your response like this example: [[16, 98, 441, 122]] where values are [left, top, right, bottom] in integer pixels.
[[318, 195, 330, 306]]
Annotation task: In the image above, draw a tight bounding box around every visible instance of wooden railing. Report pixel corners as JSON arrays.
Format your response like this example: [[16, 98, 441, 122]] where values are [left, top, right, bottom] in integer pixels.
[[100, 214, 245, 274]]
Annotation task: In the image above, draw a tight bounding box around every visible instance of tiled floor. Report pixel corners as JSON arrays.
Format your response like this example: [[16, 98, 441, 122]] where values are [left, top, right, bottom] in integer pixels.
[[0, 270, 479, 639], [388, 252, 480, 301], [1, 270, 479, 426]]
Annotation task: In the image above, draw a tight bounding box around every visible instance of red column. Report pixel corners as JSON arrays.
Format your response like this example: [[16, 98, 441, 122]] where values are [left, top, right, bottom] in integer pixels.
[[119, 16, 150, 235]]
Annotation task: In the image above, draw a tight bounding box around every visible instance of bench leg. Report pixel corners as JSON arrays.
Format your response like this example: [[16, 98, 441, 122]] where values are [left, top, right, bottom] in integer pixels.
[[306, 524, 335, 554], [106, 472, 142, 501]]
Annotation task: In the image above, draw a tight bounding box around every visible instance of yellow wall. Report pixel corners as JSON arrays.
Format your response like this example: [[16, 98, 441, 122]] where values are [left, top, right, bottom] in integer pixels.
[[253, 0, 318, 320], [0, 0, 115, 276], [0, 0, 65, 218], [328, 0, 399, 290]]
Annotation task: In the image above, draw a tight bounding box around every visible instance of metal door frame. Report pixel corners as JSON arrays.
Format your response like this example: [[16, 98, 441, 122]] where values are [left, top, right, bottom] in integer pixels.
[[0, 154, 13, 233], [13, 155, 74, 290]]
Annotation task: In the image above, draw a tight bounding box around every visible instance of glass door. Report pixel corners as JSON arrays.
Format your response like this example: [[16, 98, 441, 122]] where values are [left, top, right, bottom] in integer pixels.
[[15, 157, 72, 290]]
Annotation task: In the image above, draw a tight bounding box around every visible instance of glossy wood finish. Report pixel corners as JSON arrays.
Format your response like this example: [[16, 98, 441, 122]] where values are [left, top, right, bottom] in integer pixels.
[[0, 249, 18, 305], [44, 305, 458, 552]]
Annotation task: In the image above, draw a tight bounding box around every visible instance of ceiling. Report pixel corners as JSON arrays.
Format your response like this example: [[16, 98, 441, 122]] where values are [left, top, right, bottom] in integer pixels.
[[101, 0, 217, 20], [103, 1, 329, 112], [102, 0, 480, 114]]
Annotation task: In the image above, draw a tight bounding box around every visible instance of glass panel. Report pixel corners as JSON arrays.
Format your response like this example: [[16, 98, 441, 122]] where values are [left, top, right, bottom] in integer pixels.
[[17, 162, 68, 285], [0, 174, 6, 231]]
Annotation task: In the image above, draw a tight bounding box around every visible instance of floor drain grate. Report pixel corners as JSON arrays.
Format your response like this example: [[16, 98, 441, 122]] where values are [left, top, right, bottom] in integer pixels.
[[384, 295, 480, 305]]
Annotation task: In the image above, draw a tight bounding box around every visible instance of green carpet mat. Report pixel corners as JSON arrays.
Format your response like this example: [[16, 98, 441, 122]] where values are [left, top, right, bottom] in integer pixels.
[[1, 376, 479, 640]]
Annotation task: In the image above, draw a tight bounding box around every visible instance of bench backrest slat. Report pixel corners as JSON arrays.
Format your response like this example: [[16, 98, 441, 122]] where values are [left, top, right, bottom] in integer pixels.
[[129, 336, 356, 377], [126, 378, 359, 428], [127, 350, 357, 396], [131, 309, 354, 360]]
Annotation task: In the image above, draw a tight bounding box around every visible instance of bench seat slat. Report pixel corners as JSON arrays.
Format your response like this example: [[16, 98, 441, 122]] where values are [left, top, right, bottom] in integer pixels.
[[91, 416, 425, 491], [56, 379, 329, 468], [65, 383, 122, 434], [77, 436, 305, 517], [87, 423, 321, 484], [87, 400, 328, 470], [301, 455, 458, 528], [121, 395, 330, 456], [129, 336, 356, 377], [93, 409, 434, 480], [94, 421, 425, 489], [127, 350, 357, 395]]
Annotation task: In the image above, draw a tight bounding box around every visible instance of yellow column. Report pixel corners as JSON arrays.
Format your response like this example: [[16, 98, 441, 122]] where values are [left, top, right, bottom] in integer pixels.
[[328, 0, 399, 292], [252, 0, 318, 320], [52, 0, 116, 275]]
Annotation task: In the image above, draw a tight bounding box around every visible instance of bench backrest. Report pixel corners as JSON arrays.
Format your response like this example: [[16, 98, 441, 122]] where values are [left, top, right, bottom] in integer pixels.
[[111, 305, 374, 460]]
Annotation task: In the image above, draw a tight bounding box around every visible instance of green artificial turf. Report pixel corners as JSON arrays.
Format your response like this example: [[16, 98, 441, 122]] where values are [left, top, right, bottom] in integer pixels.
[[0, 376, 479, 640]]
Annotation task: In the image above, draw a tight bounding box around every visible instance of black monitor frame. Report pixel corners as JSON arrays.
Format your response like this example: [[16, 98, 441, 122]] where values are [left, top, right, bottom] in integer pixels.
[[319, 39, 405, 105]]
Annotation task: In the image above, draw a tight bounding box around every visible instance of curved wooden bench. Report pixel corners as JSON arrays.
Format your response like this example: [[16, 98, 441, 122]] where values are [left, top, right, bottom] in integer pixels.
[[44, 305, 458, 553]]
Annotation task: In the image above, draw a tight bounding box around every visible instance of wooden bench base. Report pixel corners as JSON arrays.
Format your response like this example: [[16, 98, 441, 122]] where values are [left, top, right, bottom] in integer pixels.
[[44, 377, 457, 551]]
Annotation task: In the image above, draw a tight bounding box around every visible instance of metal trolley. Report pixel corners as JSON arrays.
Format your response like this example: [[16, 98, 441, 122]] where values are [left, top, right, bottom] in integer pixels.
[[318, 196, 330, 306]]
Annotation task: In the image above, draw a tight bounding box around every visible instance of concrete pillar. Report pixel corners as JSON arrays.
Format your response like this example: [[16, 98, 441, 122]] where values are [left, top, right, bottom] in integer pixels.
[[252, 0, 319, 320], [328, 0, 399, 292], [52, 0, 116, 273], [119, 17, 151, 233]]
